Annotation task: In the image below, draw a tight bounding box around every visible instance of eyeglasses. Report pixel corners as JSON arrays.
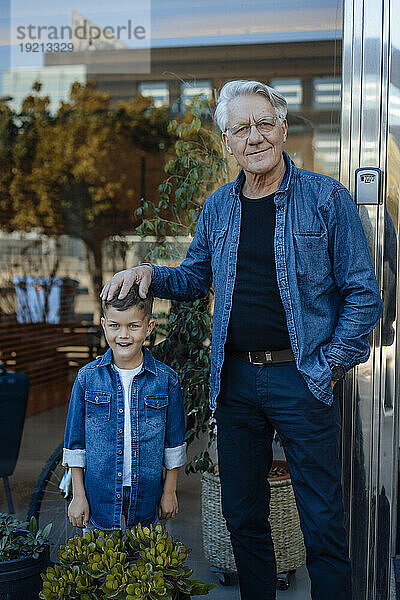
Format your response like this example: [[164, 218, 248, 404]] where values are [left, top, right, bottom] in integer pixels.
[[226, 116, 281, 139]]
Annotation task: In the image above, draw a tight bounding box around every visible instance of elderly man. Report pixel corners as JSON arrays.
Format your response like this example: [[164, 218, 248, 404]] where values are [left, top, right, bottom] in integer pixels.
[[101, 80, 383, 600]]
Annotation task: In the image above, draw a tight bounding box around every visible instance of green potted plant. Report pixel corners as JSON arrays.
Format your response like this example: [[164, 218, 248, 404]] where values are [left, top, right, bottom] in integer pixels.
[[40, 522, 216, 599], [136, 99, 226, 468], [0, 512, 52, 600]]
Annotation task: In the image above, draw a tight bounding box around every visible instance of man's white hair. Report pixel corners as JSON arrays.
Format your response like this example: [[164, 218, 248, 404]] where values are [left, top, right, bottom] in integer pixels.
[[214, 80, 288, 132]]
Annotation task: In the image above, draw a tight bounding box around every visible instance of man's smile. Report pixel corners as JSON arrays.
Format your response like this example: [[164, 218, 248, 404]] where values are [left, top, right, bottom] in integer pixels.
[[246, 147, 271, 156]]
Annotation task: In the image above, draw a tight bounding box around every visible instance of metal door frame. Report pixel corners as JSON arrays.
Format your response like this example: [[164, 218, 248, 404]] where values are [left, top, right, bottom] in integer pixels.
[[340, 0, 399, 597]]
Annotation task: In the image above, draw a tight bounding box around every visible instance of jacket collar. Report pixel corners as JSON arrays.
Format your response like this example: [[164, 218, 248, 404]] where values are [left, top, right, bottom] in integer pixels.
[[95, 346, 157, 375], [231, 151, 295, 199]]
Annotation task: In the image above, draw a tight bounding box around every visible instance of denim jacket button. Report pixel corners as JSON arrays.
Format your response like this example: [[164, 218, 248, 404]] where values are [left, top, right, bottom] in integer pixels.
[[118, 385, 122, 391], [116, 493, 121, 499], [156, 401, 160, 406], [94, 396, 99, 401], [118, 472, 122, 477], [119, 408, 123, 413], [118, 428, 123, 433], [118, 450, 122, 455]]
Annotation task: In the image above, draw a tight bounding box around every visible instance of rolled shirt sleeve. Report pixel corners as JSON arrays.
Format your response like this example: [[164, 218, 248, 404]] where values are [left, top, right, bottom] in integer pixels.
[[62, 447, 86, 468], [164, 442, 187, 470], [164, 376, 187, 470]]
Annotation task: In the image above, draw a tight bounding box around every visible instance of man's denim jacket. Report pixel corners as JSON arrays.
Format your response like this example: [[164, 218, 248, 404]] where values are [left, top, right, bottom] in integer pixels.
[[150, 152, 383, 408], [62, 347, 186, 530]]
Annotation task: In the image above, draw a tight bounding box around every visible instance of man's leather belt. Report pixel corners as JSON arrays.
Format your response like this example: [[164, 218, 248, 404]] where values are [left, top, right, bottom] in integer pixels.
[[228, 348, 294, 365]]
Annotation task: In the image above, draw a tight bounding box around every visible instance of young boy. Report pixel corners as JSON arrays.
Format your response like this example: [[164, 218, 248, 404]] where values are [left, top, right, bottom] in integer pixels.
[[62, 284, 187, 531]]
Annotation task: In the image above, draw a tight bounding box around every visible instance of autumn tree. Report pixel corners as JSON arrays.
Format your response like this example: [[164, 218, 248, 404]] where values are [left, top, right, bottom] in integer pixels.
[[0, 102, 18, 227], [0, 80, 173, 311]]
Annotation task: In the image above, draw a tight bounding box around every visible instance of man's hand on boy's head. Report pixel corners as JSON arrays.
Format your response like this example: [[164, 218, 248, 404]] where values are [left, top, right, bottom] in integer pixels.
[[68, 495, 90, 528], [100, 265, 152, 301], [159, 490, 178, 521]]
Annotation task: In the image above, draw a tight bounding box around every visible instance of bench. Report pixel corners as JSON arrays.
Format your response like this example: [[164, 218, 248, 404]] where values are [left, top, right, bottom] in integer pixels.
[[0, 321, 102, 415]]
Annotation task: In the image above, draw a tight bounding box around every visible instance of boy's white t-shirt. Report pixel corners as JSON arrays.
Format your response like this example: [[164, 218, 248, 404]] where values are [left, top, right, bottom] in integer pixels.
[[113, 362, 143, 486]]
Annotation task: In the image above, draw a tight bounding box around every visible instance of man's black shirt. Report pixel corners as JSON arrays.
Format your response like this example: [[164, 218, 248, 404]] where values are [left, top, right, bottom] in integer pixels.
[[225, 191, 291, 352]]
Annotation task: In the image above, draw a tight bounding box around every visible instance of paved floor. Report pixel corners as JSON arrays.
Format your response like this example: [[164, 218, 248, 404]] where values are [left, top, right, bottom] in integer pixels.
[[0, 403, 311, 599]]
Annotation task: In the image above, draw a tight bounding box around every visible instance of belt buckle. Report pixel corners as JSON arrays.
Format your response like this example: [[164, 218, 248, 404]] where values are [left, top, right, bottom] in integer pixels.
[[248, 351, 262, 365], [248, 351, 272, 365]]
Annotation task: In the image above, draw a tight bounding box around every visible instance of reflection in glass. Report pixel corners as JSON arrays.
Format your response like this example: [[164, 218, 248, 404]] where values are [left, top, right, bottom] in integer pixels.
[[2, 65, 87, 113], [313, 77, 341, 107], [138, 81, 169, 107], [181, 80, 213, 108], [270, 79, 303, 110]]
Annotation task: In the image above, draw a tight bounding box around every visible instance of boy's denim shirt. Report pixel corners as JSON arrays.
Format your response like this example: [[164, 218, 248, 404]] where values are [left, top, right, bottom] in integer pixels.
[[62, 347, 186, 530], [149, 152, 383, 408]]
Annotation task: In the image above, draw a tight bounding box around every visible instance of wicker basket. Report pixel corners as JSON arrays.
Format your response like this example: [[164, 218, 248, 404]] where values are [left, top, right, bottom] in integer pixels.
[[201, 460, 306, 574]]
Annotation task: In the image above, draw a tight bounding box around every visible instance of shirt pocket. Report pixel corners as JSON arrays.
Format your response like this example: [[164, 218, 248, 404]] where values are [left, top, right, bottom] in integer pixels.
[[293, 232, 332, 284], [144, 396, 169, 428], [85, 391, 112, 424]]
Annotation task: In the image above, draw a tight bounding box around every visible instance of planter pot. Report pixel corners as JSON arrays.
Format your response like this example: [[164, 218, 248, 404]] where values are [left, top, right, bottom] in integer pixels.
[[0, 545, 50, 600], [201, 459, 306, 574]]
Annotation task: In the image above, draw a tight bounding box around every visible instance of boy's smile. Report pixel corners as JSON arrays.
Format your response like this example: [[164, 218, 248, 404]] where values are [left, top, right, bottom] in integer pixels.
[[101, 305, 155, 369]]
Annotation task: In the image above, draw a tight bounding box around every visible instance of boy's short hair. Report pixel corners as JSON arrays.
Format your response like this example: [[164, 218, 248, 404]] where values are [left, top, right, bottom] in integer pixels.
[[102, 283, 154, 318]]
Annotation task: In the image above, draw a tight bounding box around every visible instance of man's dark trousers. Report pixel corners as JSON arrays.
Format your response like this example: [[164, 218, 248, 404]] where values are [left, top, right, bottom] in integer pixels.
[[215, 352, 352, 600]]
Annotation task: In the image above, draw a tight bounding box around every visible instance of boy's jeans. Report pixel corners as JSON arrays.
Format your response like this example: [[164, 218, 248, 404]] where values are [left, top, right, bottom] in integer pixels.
[[82, 487, 160, 534], [215, 352, 352, 600]]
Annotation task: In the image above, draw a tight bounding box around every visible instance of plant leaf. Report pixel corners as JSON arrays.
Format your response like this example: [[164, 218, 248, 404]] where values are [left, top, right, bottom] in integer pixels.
[[41, 523, 53, 540]]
